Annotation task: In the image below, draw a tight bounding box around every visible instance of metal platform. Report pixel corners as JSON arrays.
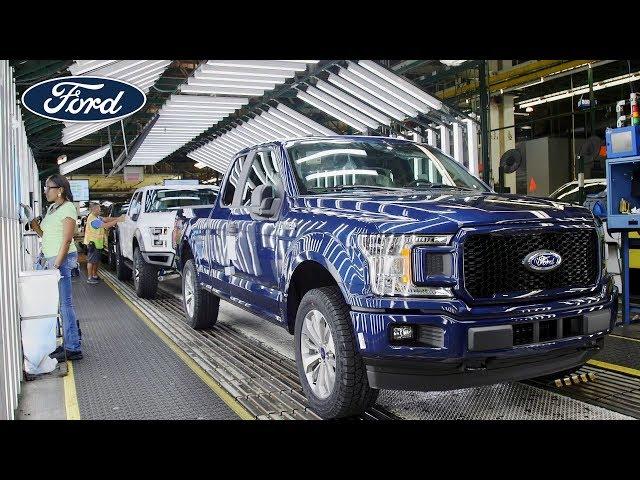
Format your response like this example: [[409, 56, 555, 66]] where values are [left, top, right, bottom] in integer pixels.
[[97, 270, 633, 420], [69, 271, 239, 420]]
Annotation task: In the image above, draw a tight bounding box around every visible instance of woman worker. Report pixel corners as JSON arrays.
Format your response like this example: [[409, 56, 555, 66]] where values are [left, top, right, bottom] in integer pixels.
[[30, 174, 83, 361]]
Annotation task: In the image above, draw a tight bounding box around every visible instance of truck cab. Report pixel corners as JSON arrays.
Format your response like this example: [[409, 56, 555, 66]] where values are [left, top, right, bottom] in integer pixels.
[[175, 136, 618, 419], [116, 184, 218, 298]]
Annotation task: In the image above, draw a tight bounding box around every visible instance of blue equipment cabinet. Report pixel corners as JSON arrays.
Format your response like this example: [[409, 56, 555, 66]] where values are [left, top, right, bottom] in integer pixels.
[[605, 126, 640, 324]]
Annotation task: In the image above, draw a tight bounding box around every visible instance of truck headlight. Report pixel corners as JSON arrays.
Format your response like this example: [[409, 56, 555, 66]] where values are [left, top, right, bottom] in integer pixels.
[[357, 234, 454, 297], [149, 227, 170, 236]]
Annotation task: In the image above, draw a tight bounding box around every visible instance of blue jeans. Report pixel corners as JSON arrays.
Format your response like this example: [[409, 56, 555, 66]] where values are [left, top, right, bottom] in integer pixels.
[[43, 252, 81, 352]]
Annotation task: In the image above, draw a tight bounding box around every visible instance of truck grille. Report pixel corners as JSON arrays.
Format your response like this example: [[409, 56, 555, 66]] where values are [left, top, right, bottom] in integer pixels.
[[462, 229, 598, 300]]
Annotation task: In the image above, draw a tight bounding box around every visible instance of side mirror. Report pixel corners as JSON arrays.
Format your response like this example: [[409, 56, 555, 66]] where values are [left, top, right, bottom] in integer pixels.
[[130, 204, 141, 221], [250, 184, 280, 217]]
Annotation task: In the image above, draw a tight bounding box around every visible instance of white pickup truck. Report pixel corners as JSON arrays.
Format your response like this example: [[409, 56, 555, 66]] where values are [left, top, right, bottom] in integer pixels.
[[115, 184, 218, 298]]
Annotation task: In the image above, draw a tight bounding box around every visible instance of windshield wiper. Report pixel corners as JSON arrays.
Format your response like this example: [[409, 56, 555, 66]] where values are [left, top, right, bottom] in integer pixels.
[[307, 185, 405, 193]]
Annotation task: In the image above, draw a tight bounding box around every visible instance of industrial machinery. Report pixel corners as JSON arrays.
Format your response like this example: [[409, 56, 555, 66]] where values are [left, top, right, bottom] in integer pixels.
[[605, 125, 640, 323]]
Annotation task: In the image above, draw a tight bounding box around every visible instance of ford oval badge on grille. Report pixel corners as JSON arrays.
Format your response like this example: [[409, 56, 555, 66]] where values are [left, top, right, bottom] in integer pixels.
[[21, 76, 146, 122], [523, 250, 562, 272]]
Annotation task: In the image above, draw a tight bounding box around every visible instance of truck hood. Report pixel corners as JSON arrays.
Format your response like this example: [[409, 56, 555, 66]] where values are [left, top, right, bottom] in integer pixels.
[[291, 191, 594, 234]]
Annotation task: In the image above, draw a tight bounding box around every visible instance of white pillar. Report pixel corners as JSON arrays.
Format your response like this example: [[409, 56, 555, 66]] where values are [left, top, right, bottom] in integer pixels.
[[439, 125, 450, 155], [452, 122, 464, 164], [426, 128, 435, 147], [465, 119, 480, 176]]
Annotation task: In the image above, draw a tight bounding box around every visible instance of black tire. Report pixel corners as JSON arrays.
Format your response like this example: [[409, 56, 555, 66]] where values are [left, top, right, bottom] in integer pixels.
[[182, 259, 219, 329], [294, 286, 379, 419], [115, 242, 132, 281], [133, 247, 158, 298], [108, 246, 117, 271]]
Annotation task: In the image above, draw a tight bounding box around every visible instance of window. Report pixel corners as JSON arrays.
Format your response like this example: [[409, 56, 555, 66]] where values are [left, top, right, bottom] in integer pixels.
[[285, 138, 488, 194], [221, 155, 246, 206], [128, 191, 143, 216], [146, 188, 218, 212], [240, 150, 280, 206]]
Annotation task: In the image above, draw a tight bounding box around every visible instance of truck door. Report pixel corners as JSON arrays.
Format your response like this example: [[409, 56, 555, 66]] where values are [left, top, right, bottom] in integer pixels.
[[205, 154, 248, 297], [227, 147, 284, 323], [120, 190, 142, 260]]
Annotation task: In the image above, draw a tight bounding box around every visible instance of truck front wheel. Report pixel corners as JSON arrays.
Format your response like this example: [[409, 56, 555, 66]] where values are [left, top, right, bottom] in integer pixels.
[[133, 247, 158, 298], [182, 259, 219, 329], [294, 286, 378, 419]]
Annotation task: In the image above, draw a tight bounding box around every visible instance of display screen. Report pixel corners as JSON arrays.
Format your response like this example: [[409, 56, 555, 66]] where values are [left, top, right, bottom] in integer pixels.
[[69, 179, 89, 201], [611, 130, 632, 153]]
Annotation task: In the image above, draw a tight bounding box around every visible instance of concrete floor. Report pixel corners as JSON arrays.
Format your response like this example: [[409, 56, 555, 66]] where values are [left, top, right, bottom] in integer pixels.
[[16, 365, 66, 420]]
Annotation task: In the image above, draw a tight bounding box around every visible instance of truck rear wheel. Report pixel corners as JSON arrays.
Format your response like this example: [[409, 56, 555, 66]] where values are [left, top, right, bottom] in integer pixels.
[[133, 247, 158, 299], [115, 242, 132, 281], [182, 259, 219, 329], [294, 286, 378, 419]]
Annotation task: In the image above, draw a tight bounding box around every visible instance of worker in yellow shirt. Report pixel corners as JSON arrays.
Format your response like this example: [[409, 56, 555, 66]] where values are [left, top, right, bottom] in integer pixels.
[[84, 202, 124, 284]]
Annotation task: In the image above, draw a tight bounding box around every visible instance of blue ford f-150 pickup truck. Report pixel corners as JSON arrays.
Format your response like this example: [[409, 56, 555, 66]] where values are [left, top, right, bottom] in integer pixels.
[[174, 136, 618, 419]]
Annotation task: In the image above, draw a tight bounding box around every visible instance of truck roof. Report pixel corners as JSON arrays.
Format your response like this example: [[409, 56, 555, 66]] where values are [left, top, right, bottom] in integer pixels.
[[137, 184, 219, 192]]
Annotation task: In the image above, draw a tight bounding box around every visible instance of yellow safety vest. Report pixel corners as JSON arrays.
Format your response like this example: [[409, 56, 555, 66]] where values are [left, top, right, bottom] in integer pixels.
[[84, 213, 105, 249]]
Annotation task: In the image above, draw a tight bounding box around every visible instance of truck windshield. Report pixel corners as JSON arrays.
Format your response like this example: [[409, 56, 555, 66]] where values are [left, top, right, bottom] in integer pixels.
[[285, 138, 489, 194], [147, 189, 218, 212]]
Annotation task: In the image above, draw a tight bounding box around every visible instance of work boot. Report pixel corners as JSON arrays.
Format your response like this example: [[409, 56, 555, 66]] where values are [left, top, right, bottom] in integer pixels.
[[49, 345, 64, 357], [87, 277, 98, 285], [52, 349, 83, 362]]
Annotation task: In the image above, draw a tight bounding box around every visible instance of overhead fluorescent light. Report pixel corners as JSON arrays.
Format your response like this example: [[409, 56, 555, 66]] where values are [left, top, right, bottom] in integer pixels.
[[206, 60, 310, 71], [358, 60, 443, 111], [169, 95, 250, 106], [69, 60, 119, 75], [266, 107, 314, 135], [180, 85, 267, 96], [275, 103, 336, 135], [254, 113, 300, 137], [260, 110, 306, 136], [187, 78, 278, 90], [337, 68, 418, 117], [60, 145, 111, 175], [314, 79, 391, 126], [304, 84, 380, 130], [440, 60, 467, 67], [200, 64, 296, 78], [297, 89, 369, 133], [346, 61, 432, 113], [517, 71, 640, 109]]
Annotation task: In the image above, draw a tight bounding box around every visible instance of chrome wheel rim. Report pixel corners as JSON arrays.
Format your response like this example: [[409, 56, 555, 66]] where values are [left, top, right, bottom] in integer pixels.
[[184, 269, 195, 318], [300, 309, 336, 399]]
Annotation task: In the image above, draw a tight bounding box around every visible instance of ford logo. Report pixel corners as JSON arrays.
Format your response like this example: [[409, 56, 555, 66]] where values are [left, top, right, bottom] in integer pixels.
[[21, 76, 146, 123], [522, 250, 562, 272]]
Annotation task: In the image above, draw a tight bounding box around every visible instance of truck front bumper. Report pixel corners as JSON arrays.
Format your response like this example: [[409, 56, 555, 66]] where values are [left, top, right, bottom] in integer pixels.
[[350, 283, 618, 391], [363, 340, 602, 390], [140, 250, 175, 268]]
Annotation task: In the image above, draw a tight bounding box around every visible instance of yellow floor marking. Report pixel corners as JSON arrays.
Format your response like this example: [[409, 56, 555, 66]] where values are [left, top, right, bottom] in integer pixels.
[[63, 361, 81, 420], [101, 275, 254, 420], [610, 334, 640, 344], [587, 359, 640, 378]]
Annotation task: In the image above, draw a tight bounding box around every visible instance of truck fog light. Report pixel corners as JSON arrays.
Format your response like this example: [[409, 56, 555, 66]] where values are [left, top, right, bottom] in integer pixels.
[[391, 325, 415, 341]]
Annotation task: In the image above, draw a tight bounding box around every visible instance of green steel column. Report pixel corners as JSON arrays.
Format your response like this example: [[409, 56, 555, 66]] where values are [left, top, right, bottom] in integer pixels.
[[479, 61, 491, 185]]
